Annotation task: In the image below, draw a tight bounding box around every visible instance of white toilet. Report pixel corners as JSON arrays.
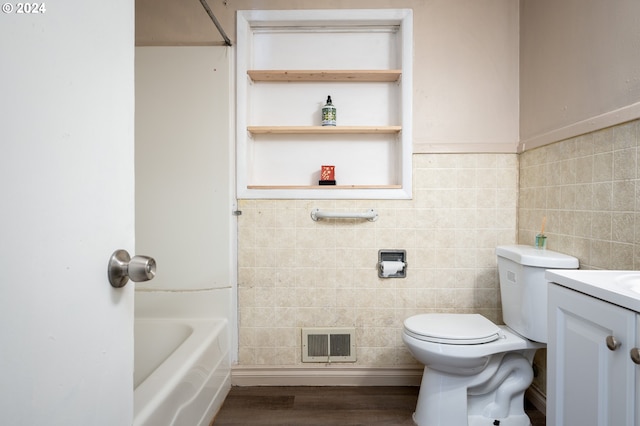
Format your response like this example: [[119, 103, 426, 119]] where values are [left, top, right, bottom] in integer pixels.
[[403, 245, 578, 426]]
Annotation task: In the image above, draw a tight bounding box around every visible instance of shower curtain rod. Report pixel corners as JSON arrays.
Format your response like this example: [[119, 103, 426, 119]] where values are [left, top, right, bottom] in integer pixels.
[[199, 0, 232, 46]]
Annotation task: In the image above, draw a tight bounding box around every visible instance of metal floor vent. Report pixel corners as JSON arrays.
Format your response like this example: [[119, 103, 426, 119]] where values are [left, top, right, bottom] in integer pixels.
[[302, 327, 356, 363]]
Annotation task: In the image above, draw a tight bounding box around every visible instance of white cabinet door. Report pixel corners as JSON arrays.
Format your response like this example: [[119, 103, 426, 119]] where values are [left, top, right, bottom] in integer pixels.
[[636, 315, 640, 426], [548, 284, 637, 426]]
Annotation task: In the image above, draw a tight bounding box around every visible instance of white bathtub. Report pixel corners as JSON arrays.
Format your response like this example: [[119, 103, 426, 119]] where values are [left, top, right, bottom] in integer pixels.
[[133, 317, 231, 426]]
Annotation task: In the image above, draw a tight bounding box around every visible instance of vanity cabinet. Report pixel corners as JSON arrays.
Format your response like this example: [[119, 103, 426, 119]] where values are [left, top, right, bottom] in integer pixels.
[[548, 283, 639, 426], [236, 9, 413, 199]]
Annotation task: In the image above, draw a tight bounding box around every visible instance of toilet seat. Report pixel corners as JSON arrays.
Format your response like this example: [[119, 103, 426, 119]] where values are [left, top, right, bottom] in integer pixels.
[[404, 313, 501, 344]]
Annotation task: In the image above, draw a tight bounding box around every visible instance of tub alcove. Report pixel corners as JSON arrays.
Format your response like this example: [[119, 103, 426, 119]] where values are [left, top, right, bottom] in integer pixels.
[[134, 46, 235, 425]]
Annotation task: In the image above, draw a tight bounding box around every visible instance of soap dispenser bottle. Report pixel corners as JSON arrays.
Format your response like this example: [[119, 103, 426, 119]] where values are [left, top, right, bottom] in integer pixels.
[[321, 95, 336, 126]]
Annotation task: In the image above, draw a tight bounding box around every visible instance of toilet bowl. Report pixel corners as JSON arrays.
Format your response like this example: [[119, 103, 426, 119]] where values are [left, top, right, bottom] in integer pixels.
[[403, 315, 543, 426], [403, 245, 579, 426]]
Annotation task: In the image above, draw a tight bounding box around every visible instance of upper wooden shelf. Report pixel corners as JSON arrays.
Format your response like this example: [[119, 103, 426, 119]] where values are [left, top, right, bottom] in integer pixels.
[[247, 125, 402, 135], [247, 70, 402, 82]]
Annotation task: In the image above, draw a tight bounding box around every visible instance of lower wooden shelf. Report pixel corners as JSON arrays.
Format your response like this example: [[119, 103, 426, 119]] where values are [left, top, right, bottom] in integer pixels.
[[247, 184, 402, 190]]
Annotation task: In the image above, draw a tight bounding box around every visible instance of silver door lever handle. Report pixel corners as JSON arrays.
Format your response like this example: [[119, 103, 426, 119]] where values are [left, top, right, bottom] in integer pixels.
[[108, 249, 156, 288]]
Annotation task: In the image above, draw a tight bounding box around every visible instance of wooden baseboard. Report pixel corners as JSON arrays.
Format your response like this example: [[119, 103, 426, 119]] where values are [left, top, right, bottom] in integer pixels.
[[525, 384, 546, 416], [231, 365, 423, 387]]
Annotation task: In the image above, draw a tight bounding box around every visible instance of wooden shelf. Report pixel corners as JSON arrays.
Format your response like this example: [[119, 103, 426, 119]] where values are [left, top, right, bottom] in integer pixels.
[[247, 125, 402, 135], [247, 184, 402, 190], [247, 70, 402, 82]]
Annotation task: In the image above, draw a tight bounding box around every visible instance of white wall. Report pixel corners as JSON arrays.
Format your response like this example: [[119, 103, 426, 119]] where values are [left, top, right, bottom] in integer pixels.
[[135, 47, 233, 292], [136, 0, 521, 153], [520, 0, 640, 149], [414, 0, 520, 153]]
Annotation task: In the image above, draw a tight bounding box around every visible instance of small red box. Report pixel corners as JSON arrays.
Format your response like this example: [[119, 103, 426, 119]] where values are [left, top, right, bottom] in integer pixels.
[[320, 165, 335, 181]]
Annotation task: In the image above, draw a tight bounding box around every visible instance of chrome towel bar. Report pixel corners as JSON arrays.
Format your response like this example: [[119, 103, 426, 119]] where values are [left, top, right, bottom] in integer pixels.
[[310, 208, 378, 222]]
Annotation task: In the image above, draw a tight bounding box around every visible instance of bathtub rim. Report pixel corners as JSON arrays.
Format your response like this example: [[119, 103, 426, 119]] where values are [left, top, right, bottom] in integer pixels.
[[133, 317, 228, 426]]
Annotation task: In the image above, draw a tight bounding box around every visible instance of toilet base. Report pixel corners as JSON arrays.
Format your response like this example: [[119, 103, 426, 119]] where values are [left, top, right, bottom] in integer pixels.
[[412, 351, 535, 426], [412, 413, 531, 426], [468, 414, 531, 426]]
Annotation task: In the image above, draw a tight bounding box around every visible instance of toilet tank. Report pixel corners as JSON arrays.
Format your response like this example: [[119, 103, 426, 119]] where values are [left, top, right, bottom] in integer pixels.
[[496, 245, 578, 343]]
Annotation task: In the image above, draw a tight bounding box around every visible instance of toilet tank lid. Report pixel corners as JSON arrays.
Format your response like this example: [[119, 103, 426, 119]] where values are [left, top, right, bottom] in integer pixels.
[[496, 244, 579, 268]]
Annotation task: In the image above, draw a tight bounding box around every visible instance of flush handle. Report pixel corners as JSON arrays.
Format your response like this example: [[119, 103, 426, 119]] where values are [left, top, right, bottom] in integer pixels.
[[631, 348, 640, 365], [606, 335, 621, 351], [108, 249, 156, 288]]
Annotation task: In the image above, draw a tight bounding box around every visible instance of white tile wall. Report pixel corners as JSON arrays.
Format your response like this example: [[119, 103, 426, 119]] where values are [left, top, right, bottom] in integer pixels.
[[519, 118, 640, 393], [519, 119, 640, 270], [237, 153, 518, 366]]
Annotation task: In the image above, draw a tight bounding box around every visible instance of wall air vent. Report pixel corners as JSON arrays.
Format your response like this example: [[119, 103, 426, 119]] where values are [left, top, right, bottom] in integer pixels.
[[302, 327, 356, 363]]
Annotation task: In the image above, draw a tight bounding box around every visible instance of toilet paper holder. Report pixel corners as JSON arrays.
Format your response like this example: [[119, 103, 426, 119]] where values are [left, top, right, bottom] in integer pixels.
[[378, 249, 407, 278]]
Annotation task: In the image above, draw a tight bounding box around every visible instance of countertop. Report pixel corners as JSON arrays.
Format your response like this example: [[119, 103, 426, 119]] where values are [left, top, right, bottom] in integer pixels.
[[546, 269, 640, 312]]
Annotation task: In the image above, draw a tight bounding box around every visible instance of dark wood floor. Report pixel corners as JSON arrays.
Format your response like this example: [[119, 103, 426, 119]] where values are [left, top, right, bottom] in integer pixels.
[[212, 386, 546, 426]]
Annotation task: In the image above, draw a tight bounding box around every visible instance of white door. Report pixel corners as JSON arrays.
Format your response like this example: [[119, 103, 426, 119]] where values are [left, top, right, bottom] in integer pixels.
[[0, 2, 135, 425]]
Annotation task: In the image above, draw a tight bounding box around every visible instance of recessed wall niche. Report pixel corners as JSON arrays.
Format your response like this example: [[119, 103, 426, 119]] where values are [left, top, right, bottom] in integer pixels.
[[236, 9, 413, 199]]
